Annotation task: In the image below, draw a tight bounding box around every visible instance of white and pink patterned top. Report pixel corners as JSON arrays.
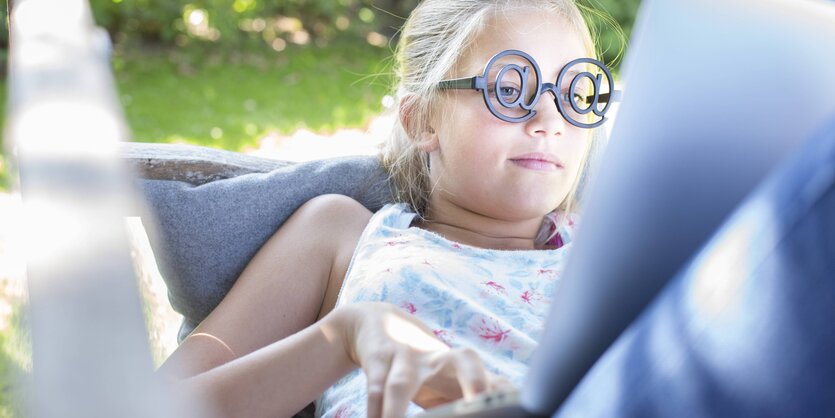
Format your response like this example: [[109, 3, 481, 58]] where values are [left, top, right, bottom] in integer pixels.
[[315, 203, 576, 418]]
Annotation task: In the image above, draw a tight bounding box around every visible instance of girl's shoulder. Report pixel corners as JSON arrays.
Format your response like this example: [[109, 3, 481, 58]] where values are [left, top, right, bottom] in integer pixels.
[[293, 194, 374, 237]]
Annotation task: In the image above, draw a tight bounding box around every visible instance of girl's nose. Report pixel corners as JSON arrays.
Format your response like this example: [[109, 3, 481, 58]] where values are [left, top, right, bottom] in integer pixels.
[[525, 91, 567, 138]]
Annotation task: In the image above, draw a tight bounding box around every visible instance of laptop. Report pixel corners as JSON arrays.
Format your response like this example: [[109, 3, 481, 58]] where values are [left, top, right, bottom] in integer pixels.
[[416, 0, 835, 416]]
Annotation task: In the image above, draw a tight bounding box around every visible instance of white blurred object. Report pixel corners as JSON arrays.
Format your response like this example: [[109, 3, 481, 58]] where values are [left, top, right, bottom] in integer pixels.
[[5, 0, 207, 416]]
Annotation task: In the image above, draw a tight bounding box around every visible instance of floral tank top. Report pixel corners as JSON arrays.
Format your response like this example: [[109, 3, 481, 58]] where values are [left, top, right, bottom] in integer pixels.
[[315, 203, 575, 418]]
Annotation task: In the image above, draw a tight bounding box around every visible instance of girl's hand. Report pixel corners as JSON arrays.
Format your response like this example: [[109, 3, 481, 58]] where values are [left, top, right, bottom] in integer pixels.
[[336, 302, 495, 418]]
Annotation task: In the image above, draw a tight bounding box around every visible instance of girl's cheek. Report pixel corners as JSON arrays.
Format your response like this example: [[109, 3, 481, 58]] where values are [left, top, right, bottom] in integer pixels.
[[565, 135, 588, 168], [472, 107, 502, 125]]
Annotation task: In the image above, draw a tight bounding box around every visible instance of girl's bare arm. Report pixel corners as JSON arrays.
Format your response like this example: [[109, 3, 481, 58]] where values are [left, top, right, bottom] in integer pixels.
[[178, 307, 358, 418], [172, 301, 496, 418], [157, 194, 372, 413]]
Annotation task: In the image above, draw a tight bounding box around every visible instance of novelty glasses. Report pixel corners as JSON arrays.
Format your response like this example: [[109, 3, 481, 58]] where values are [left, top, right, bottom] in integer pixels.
[[437, 49, 621, 128]]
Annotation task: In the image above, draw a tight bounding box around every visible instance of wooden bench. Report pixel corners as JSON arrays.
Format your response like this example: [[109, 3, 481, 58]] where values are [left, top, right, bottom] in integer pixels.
[[122, 142, 295, 186]]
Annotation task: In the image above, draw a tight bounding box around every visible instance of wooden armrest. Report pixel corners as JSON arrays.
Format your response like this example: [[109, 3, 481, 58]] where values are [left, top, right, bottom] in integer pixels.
[[122, 142, 295, 185]]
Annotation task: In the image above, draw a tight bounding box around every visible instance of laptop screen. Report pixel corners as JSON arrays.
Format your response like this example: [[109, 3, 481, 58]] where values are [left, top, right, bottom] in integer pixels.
[[521, 0, 835, 414]]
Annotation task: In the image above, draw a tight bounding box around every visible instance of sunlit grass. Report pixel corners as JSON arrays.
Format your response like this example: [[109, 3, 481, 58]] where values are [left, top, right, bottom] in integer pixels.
[[0, 302, 30, 418], [0, 40, 394, 191], [114, 40, 394, 151]]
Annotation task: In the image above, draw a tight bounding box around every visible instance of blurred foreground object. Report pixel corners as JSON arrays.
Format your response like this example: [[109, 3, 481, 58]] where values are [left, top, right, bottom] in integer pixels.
[[5, 0, 204, 416]]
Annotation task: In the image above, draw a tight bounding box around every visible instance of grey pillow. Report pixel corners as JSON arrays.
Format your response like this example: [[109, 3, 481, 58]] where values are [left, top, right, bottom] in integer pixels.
[[134, 155, 394, 341]]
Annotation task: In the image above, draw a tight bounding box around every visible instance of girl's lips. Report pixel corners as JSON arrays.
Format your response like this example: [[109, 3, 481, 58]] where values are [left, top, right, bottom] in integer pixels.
[[509, 153, 563, 171], [510, 159, 561, 171]]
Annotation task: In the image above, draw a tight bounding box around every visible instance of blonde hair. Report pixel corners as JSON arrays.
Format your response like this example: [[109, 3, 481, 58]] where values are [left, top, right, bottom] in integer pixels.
[[380, 0, 606, 219]]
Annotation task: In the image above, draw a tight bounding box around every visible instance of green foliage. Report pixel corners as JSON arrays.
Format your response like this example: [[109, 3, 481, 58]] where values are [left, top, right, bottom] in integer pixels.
[[91, 0, 185, 45], [5, 1, 640, 57], [90, 0, 419, 51], [1, 3, 7, 48], [87, 0, 638, 71], [580, 0, 642, 70], [1, 3, 8, 77]]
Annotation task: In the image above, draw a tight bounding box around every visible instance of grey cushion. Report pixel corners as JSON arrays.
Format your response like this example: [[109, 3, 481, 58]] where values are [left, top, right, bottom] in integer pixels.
[[135, 155, 394, 341]]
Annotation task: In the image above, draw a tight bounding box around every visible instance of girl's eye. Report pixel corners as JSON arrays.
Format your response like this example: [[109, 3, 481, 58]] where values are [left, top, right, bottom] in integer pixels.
[[562, 92, 589, 107], [489, 84, 521, 100], [499, 86, 520, 98]]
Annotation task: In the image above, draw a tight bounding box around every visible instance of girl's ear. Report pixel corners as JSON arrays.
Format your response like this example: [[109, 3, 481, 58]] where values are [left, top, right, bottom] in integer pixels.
[[400, 94, 440, 152], [399, 94, 419, 138], [415, 127, 439, 152]]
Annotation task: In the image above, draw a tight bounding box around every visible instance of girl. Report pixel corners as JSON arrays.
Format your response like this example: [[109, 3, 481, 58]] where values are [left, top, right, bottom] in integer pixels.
[[159, 1, 616, 417]]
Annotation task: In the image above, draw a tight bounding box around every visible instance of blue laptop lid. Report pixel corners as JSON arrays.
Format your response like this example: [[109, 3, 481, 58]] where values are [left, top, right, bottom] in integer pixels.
[[522, 0, 835, 414]]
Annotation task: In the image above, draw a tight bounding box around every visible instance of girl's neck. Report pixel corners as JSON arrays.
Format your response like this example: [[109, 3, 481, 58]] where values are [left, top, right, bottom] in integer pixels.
[[415, 201, 547, 251]]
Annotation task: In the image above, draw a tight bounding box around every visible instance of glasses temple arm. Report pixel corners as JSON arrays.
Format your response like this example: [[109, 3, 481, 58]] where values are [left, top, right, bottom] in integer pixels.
[[587, 89, 623, 103], [438, 76, 483, 90]]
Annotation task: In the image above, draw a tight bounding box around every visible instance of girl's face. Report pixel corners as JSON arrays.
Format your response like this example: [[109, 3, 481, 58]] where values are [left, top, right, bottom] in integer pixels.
[[425, 11, 590, 222]]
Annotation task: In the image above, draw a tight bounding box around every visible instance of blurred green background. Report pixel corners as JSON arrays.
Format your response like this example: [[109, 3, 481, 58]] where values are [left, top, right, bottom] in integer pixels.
[[0, 0, 640, 191]]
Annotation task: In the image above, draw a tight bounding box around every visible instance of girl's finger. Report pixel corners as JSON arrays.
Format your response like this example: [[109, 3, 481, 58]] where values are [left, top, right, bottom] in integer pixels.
[[424, 347, 488, 399], [488, 376, 515, 393], [382, 352, 422, 418], [364, 352, 394, 418], [449, 348, 489, 400]]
